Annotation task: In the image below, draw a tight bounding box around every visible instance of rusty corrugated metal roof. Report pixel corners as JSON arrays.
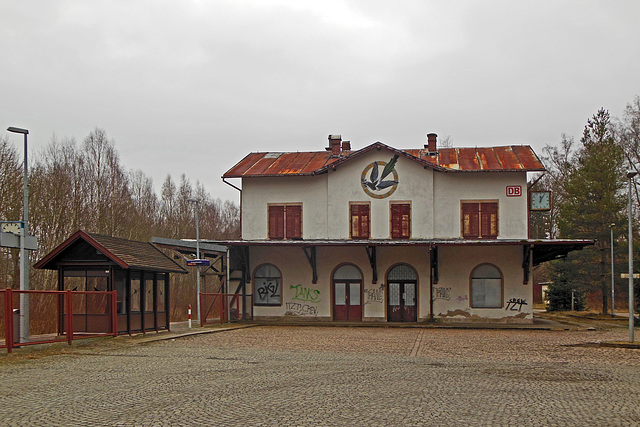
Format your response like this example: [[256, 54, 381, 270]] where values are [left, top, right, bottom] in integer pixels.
[[223, 142, 545, 178]]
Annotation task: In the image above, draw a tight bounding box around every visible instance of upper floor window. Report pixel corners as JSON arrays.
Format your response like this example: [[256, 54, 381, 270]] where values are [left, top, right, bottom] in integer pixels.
[[350, 203, 370, 239], [390, 202, 411, 239], [461, 201, 498, 239], [268, 204, 302, 240]]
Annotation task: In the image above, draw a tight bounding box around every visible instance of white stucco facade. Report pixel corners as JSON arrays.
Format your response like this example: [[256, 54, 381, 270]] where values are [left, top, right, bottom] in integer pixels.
[[228, 142, 541, 323], [241, 148, 529, 241]]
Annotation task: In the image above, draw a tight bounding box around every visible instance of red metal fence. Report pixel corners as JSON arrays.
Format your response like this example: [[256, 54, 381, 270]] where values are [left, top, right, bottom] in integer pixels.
[[199, 293, 253, 326], [0, 288, 117, 353]]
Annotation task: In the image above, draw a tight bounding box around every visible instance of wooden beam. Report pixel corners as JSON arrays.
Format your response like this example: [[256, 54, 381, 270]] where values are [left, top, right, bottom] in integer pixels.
[[302, 246, 318, 284], [522, 245, 531, 284], [366, 246, 377, 284], [430, 245, 438, 284]]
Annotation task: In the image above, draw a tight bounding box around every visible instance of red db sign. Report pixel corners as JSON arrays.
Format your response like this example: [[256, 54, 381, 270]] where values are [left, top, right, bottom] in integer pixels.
[[506, 185, 522, 197]]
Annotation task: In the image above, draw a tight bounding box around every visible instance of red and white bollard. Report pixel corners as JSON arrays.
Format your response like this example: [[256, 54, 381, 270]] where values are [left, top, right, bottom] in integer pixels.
[[188, 304, 192, 329]]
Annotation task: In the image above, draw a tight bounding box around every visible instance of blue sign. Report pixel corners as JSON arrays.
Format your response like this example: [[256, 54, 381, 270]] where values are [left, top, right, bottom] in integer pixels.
[[187, 259, 210, 266]]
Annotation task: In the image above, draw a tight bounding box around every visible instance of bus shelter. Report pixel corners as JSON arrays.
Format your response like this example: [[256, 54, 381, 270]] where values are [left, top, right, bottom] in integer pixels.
[[34, 230, 186, 334]]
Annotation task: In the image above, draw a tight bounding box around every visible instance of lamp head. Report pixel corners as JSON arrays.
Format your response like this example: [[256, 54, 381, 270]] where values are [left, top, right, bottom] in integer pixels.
[[627, 170, 638, 179], [7, 127, 29, 135]]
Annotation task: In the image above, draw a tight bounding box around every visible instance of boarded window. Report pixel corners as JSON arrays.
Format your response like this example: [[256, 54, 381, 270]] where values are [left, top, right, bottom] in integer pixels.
[[391, 203, 411, 238], [268, 205, 302, 240], [471, 264, 502, 308], [254, 264, 282, 305], [350, 204, 370, 239], [462, 202, 498, 239]]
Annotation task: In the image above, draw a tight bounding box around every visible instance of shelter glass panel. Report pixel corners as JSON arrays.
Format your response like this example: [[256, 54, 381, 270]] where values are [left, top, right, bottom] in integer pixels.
[[131, 273, 141, 312], [157, 274, 166, 312], [145, 277, 154, 312], [114, 270, 127, 314]]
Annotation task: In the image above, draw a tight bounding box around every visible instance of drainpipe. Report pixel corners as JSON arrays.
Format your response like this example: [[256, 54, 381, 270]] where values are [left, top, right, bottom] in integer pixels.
[[223, 177, 242, 238]]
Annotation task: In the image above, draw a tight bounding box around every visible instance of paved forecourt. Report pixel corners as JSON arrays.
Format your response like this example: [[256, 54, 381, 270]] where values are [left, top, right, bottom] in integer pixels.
[[1, 326, 639, 426]]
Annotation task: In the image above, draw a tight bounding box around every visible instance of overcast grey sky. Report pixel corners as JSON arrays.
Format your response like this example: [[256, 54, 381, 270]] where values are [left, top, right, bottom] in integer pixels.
[[2, 1, 640, 202]]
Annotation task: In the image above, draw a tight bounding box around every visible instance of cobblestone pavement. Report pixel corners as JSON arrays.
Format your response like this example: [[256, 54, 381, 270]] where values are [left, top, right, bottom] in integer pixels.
[[1, 326, 639, 426]]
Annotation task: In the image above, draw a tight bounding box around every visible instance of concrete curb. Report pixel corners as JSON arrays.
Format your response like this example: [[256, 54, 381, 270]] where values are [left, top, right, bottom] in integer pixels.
[[136, 324, 259, 343], [600, 341, 640, 349]]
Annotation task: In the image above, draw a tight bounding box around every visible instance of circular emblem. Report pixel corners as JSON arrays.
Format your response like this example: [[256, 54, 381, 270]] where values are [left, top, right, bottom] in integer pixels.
[[361, 155, 399, 199]]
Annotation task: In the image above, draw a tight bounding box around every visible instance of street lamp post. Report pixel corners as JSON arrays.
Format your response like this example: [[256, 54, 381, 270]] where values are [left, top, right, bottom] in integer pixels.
[[187, 198, 201, 323], [7, 127, 30, 342], [611, 223, 615, 318], [627, 170, 637, 343]]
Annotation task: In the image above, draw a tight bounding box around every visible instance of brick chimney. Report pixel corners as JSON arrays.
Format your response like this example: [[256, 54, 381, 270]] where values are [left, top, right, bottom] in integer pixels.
[[341, 140, 351, 151], [427, 133, 438, 152], [329, 134, 342, 156]]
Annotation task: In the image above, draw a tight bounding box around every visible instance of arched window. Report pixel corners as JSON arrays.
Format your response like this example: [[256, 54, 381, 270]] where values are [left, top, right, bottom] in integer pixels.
[[333, 264, 362, 281], [470, 264, 502, 308], [254, 264, 281, 306], [387, 264, 417, 281]]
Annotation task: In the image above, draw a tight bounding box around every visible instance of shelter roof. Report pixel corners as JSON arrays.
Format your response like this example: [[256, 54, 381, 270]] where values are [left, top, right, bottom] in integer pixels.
[[34, 230, 187, 273], [223, 141, 545, 178]]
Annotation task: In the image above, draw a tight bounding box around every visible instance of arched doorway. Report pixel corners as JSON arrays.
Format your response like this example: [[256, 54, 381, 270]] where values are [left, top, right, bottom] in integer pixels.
[[333, 264, 362, 321], [387, 264, 417, 322]]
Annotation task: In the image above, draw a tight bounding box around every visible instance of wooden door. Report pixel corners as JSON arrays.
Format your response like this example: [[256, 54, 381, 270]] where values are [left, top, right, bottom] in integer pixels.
[[388, 282, 417, 322], [334, 282, 347, 321], [333, 281, 362, 321]]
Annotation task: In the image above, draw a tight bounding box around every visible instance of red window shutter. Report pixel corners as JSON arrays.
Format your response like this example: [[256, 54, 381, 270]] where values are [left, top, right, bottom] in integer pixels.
[[285, 205, 302, 239], [351, 204, 370, 239], [361, 205, 370, 238], [401, 204, 410, 238], [480, 202, 498, 238], [268, 205, 284, 239], [462, 203, 480, 238], [391, 204, 410, 239]]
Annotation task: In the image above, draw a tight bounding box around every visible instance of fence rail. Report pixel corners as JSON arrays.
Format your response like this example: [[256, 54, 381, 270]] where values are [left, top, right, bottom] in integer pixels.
[[1, 288, 117, 353], [199, 293, 253, 326]]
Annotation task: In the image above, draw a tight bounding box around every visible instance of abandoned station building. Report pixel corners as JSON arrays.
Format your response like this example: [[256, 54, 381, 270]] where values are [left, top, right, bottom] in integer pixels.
[[221, 134, 591, 323]]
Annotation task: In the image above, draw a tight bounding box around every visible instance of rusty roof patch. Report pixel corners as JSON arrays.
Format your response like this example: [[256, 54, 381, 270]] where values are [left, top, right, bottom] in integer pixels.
[[512, 145, 545, 170], [457, 148, 481, 170], [493, 146, 524, 170]]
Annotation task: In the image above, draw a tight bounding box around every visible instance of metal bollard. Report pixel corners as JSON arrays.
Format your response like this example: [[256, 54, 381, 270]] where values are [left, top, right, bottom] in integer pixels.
[[188, 304, 192, 329]]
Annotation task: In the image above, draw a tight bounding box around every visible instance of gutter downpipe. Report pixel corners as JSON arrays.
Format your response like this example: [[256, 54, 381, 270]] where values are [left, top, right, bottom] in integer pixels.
[[223, 177, 243, 241], [223, 177, 242, 314]]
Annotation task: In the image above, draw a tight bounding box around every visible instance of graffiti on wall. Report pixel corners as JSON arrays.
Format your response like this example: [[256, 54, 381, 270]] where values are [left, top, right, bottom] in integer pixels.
[[433, 286, 451, 301], [285, 302, 318, 316], [255, 280, 280, 305], [290, 284, 321, 303], [506, 298, 527, 311], [457, 295, 469, 303], [364, 283, 385, 305]]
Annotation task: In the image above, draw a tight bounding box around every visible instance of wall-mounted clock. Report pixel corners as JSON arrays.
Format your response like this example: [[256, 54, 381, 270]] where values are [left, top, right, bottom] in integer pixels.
[[530, 190, 551, 211]]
